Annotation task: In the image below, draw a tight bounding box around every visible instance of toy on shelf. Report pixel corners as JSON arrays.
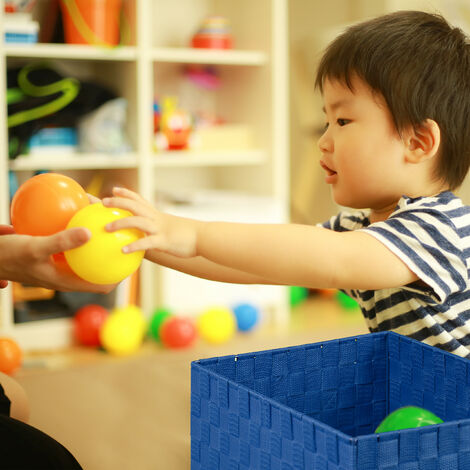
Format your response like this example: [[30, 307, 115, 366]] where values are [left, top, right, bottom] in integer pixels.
[[59, 0, 122, 46], [156, 96, 192, 151], [160, 317, 196, 349], [10, 172, 89, 236], [191, 15, 233, 49], [27, 127, 78, 155], [375, 406, 443, 433], [78, 98, 132, 154], [73, 304, 109, 347], [197, 306, 235, 344], [100, 305, 146, 355], [64, 203, 145, 285], [181, 66, 223, 132], [4, 1, 39, 44], [233, 303, 259, 332], [0, 337, 22, 375]]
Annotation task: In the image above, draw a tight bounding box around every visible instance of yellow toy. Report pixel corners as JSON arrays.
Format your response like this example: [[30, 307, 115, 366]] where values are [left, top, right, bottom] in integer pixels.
[[64, 203, 145, 284], [99, 305, 147, 355], [197, 306, 235, 344]]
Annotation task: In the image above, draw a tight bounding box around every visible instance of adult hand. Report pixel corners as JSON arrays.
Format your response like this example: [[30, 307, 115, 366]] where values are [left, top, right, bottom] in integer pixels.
[[0, 225, 15, 288], [0, 226, 116, 293]]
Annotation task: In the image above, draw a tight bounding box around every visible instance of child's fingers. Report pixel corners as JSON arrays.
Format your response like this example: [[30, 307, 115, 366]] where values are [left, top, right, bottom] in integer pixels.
[[111, 187, 155, 209], [87, 193, 101, 204], [106, 216, 158, 234], [121, 234, 167, 254], [102, 196, 156, 219]]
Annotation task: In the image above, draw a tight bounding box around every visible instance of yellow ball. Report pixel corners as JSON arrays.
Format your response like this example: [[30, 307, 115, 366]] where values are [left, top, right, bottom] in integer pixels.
[[64, 203, 145, 284], [197, 307, 235, 344], [100, 305, 146, 355]]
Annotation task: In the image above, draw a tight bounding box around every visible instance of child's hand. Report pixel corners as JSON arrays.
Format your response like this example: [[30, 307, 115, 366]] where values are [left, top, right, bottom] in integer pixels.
[[102, 187, 201, 259]]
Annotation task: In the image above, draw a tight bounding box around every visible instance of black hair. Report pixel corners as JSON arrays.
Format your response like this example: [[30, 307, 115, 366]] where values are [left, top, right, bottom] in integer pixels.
[[315, 10, 470, 189]]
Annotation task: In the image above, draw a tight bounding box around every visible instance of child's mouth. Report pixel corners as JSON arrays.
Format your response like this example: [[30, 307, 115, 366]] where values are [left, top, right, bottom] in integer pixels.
[[320, 160, 337, 182]]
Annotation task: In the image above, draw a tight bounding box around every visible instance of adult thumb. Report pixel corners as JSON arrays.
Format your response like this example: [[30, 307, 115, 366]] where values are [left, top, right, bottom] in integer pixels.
[[42, 227, 91, 257]]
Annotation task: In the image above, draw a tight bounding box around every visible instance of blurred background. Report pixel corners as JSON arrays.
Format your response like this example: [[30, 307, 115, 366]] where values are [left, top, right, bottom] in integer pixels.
[[0, 0, 469, 469]]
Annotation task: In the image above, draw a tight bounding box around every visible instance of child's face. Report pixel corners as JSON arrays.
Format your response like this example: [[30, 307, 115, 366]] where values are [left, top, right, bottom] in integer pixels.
[[318, 75, 409, 211]]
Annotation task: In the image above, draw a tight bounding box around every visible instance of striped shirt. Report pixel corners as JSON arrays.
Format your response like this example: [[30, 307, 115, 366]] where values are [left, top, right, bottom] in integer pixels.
[[322, 191, 470, 358]]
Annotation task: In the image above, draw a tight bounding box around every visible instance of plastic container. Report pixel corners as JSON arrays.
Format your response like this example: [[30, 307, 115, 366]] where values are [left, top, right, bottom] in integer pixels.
[[60, 0, 122, 46], [191, 331, 470, 469]]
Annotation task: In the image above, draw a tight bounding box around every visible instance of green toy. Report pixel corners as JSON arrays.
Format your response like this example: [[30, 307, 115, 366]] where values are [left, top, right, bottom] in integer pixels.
[[336, 291, 359, 310], [289, 286, 309, 307], [148, 308, 173, 341], [375, 406, 443, 433], [8, 62, 80, 129]]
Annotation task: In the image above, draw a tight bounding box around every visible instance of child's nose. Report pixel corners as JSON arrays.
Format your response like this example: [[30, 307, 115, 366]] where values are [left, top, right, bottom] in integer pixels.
[[318, 128, 332, 153]]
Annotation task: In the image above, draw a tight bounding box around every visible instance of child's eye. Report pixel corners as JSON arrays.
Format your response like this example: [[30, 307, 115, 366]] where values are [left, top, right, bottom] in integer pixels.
[[323, 122, 329, 131], [337, 118, 350, 126]]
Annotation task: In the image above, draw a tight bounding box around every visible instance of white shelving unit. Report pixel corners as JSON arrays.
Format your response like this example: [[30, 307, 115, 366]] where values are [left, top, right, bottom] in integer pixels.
[[0, 0, 290, 350]]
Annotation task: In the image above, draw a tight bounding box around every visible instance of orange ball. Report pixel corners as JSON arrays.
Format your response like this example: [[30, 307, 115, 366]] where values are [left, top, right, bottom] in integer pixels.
[[10, 173, 89, 236], [0, 338, 22, 375]]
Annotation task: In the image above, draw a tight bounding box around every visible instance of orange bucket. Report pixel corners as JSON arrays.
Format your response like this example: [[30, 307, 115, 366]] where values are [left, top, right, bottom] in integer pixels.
[[60, 0, 122, 46]]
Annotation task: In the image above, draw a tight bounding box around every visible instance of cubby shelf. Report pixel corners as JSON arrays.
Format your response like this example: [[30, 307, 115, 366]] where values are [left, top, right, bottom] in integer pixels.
[[0, 0, 290, 350]]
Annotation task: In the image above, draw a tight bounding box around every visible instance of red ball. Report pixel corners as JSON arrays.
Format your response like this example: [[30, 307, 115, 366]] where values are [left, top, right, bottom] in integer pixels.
[[10, 173, 89, 236], [74, 304, 109, 347], [160, 317, 196, 348]]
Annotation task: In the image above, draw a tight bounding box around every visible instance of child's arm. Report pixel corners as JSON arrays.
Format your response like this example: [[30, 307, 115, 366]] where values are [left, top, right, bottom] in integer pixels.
[[104, 187, 419, 290]]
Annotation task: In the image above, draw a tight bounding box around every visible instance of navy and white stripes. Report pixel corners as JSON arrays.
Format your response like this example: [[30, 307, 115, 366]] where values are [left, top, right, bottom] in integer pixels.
[[322, 191, 470, 358]]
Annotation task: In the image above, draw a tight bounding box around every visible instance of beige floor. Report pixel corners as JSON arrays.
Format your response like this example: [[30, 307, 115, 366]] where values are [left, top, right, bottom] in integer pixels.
[[14, 298, 367, 470]]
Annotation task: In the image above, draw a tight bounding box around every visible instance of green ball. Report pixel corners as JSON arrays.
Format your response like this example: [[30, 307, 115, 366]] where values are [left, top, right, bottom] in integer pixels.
[[149, 308, 173, 341], [290, 286, 308, 306], [375, 406, 443, 433], [336, 291, 359, 310]]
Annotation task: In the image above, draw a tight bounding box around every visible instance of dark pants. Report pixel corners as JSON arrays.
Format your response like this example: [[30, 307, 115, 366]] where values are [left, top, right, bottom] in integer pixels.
[[0, 385, 82, 469]]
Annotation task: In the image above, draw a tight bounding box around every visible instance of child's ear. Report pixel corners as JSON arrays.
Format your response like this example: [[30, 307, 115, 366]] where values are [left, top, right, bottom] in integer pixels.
[[404, 119, 441, 164]]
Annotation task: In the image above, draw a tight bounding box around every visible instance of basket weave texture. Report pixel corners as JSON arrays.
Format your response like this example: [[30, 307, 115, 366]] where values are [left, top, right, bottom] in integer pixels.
[[191, 331, 470, 469]]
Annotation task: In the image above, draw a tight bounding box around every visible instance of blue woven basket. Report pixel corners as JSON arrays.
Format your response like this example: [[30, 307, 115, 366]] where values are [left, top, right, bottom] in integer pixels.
[[191, 331, 470, 469]]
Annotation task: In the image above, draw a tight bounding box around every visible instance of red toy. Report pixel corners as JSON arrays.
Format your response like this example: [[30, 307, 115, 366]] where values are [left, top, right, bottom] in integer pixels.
[[191, 16, 233, 49], [74, 304, 109, 347], [160, 317, 196, 348], [0, 337, 22, 375], [10, 173, 89, 236]]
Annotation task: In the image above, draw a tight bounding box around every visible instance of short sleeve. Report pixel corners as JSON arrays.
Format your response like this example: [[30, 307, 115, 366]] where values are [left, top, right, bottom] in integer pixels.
[[361, 208, 468, 304]]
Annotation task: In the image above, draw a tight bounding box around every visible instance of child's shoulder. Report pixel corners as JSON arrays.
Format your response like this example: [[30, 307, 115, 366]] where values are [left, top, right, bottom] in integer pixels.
[[392, 191, 469, 220]]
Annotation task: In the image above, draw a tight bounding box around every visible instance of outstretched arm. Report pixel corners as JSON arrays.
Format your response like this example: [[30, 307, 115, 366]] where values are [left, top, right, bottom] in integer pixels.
[[0, 225, 115, 293], [103, 187, 418, 290]]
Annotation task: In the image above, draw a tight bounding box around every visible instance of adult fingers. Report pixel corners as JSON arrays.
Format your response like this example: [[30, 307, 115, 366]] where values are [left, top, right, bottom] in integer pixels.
[[38, 227, 92, 257], [0, 225, 15, 236]]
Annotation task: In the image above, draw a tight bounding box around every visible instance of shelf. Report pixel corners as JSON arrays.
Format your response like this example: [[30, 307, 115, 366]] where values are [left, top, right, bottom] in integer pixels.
[[150, 47, 268, 65], [4, 43, 138, 61], [152, 149, 267, 167], [9, 153, 139, 171]]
